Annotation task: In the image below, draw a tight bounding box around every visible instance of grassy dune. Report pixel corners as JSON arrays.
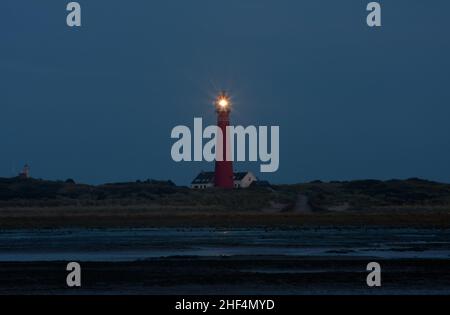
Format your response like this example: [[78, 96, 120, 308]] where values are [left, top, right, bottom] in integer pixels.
[[0, 207, 449, 229], [1, 177, 450, 229]]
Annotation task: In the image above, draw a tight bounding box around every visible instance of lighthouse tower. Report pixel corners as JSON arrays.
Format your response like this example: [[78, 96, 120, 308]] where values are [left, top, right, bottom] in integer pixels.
[[214, 91, 234, 189]]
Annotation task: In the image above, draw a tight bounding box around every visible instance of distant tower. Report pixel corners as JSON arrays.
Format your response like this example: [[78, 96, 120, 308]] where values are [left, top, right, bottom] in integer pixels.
[[214, 91, 234, 189], [19, 164, 30, 179]]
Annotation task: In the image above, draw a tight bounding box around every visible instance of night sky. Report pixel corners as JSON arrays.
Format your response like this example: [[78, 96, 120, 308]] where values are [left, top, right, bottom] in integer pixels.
[[1, 0, 449, 185]]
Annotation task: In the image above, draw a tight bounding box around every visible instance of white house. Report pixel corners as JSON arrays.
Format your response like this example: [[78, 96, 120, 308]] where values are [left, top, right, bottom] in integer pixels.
[[191, 171, 258, 189], [190, 172, 215, 189]]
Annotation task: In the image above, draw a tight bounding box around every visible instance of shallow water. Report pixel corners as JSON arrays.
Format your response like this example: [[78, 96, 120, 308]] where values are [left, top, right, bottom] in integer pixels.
[[0, 227, 449, 262]]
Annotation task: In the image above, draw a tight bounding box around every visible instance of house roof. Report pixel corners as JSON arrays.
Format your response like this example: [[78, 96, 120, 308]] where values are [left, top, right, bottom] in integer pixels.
[[191, 172, 215, 184], [233, 172, 250, 180]]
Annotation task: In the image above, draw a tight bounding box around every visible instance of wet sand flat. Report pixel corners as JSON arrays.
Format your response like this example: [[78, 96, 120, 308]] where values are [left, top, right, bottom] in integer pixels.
[[0, 227, 449, 294]]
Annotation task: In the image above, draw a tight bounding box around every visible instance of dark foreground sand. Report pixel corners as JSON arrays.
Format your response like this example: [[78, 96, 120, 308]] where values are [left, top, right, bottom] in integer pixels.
[[1, 208, 450, 229], [1, 257, 449, 295]]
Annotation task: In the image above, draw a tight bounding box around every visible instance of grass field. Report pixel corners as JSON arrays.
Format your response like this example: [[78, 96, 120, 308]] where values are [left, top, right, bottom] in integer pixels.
[[1, 206, 449, 229]]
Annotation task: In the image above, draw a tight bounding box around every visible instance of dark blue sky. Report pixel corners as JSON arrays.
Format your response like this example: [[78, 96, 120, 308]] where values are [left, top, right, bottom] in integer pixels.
[[1, 0, 449, 185]]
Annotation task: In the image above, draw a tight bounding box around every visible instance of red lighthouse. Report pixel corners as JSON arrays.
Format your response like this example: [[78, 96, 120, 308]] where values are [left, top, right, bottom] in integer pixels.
[[214, 91, 234, 189]]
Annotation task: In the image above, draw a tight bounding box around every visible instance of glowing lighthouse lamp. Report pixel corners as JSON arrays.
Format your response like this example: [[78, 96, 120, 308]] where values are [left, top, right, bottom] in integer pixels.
[[217, 96, 229, 109], [214, 91, 234, 189]]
